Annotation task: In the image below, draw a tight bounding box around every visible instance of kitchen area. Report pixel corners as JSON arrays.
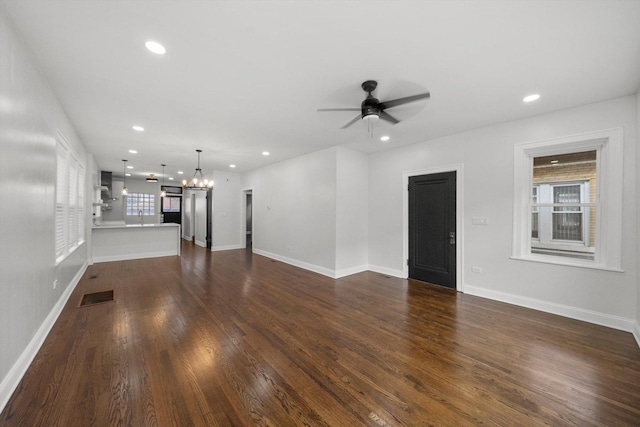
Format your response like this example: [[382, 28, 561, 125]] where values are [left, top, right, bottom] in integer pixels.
[[90, 171, 181, 263]]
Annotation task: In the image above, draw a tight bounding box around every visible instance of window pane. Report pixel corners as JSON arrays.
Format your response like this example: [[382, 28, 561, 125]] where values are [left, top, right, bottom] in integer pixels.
[[552, 211, 582, 241], [531, 150, 596, 259], [531, 212, 539, 239]]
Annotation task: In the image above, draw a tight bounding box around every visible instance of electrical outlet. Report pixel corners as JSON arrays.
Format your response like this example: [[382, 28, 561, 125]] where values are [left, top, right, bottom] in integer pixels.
[[471, 266, 482, 273]]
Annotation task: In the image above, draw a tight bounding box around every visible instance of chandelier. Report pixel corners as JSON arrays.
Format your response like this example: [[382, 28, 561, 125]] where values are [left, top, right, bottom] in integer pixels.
[[183, 149, 213, 189]]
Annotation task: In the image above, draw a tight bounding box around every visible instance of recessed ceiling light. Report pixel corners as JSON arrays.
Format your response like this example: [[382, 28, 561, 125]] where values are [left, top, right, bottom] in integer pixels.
[[145, 40, 166, 55], [229, 164, 236, 168], [132, 126, 144, 132], [125, 173, 131, 177], [380, 135, 390, 141], [523, 94, 540, 103], [127, 165, 134, 169], [177, 171, 183, 175], [128, 149, 138, 154], [168, 177, 174, 181], [262, 151, 270, 156]]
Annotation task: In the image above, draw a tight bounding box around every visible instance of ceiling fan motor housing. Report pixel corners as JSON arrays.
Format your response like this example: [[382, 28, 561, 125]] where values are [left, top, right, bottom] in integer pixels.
[[361, 95, 380, 119]]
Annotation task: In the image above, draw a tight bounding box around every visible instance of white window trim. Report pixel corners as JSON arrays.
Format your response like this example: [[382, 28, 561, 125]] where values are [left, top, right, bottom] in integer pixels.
[[511, 128, 623, 272]]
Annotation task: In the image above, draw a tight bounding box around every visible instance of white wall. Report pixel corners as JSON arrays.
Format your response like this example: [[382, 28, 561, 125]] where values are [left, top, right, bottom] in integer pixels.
[[0, 8, 93, 407], [335, 147, 369, 276], [636, 92, 640, 344], [369, 95, 637, 328], [211, 170, 242, 251], [242, 147, 338, 274]]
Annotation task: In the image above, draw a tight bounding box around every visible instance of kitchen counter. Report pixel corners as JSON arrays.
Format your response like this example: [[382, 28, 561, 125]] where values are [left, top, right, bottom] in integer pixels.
[[91, 223, 181, 263]]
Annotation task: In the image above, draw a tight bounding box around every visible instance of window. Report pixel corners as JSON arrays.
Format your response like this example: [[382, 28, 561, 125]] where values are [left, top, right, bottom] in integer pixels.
[[512, 129, 623, 271], [126, 193, 155, 216], [55, 132, 85, 264], [162, 196, 181, 212], [531, 180, 593, 259]]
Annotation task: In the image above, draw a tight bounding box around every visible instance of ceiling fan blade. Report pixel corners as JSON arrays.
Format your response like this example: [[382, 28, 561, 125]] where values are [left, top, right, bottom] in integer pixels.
[[379, 111, 400, 124], [341, 114, 362, 129], [379, 92, 430, 109], [317, 108, 361, 112]]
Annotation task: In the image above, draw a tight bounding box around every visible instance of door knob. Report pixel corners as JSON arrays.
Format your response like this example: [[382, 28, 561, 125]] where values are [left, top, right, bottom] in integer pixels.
[[449, 231, 455, 245]]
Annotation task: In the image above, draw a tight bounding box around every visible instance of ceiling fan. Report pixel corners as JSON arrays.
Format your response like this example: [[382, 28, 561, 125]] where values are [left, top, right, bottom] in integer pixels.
[[318, 80, 430, 129]]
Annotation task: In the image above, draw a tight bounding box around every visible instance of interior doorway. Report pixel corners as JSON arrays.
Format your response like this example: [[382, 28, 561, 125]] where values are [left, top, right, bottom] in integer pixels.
[[241, 188, 253, 249], [246, 193, 252, 248], [403, 165, 463, 291], [408, 171, 456, 288]]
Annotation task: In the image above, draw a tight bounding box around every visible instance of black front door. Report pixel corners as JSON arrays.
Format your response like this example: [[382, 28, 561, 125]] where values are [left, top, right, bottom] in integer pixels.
[[408, 172, 456, 289]]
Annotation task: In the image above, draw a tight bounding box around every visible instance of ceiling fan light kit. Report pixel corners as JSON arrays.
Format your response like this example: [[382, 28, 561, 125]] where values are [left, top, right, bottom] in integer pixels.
[[318, 80, 430, 129]]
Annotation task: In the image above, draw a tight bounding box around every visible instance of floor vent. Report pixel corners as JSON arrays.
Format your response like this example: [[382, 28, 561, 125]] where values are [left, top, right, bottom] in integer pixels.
[[89, 275, 98, 279], [79, 290, 114, 307]]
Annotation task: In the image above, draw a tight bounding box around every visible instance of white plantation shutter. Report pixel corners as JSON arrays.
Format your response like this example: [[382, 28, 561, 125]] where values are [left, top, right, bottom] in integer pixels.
[[68, 158, 78, 248], [77, 164, 85, 243], [55, 132, 86, 263], [55, 142, 68, 261]]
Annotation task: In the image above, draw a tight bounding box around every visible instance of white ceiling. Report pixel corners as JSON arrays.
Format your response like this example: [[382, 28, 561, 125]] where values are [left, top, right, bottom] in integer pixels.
[[3, 0, 640, 181]]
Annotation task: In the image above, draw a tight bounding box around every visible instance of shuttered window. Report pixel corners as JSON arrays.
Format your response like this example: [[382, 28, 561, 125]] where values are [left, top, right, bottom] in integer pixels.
[[55, 132, 85, 264], [55, 142, 68, 260]]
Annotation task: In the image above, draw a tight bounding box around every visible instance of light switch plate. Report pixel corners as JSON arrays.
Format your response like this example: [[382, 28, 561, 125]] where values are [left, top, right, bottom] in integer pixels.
[[472, 216, 489, 225]]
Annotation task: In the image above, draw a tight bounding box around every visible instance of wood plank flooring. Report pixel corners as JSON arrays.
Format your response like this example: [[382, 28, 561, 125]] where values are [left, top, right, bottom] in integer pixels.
[[2, 242, 640, 426]]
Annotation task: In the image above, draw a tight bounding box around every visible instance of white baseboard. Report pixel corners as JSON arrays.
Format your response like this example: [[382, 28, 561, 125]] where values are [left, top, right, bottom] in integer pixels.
[[92, 251, 178, 263], [633, 322, 640, 349], [464, 284, 636, 334], [367, 264, 405, 279], [0, 262, 87, 413], [211, 244, 242, 252], [253, 248, 337, 278], [195, 240, 206, 248], [335, 265, 369, 279]]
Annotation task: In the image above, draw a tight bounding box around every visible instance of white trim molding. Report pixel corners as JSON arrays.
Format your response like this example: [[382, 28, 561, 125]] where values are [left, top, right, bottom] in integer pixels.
[[0, 262, 87, 413], [367, 265, 405, 279], [634, 322, 640, 349], [464, 284, 636, 334], [253, 248, 337, 278], [211, 244, 243, 252], [92, 251, 178, 263], [402, 164, 465, 290]]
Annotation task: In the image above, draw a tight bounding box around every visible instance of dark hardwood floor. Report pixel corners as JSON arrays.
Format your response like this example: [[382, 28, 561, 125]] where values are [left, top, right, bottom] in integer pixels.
[[2, 242, 640, 426]]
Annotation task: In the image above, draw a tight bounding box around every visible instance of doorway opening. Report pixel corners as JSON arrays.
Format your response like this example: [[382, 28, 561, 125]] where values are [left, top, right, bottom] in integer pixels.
[[403, 165, 464, 290], [241, 188, 253, 250]]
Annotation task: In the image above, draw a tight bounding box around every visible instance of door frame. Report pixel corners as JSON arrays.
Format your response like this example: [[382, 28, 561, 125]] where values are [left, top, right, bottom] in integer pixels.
[[402, 164, 464, 291], [240, 187, 254, 249]]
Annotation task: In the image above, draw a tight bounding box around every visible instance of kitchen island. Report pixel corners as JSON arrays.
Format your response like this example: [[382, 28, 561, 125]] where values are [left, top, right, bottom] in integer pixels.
[[91, 222, 181, 263]]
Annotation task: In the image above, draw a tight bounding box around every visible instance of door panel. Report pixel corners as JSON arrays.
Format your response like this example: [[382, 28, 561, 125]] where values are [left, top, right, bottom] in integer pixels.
[[409, 172, 456, 288]]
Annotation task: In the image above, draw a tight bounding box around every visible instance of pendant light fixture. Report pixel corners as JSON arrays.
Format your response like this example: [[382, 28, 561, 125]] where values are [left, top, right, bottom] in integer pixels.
[[160, 164, 166, 197], [182, 149, 213, 189], [121, 159, 128, 195]]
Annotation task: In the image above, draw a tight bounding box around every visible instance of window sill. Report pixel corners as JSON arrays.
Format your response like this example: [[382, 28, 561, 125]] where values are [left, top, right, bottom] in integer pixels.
[[509, 254, 624, 273], [55, 240, 85, 267]]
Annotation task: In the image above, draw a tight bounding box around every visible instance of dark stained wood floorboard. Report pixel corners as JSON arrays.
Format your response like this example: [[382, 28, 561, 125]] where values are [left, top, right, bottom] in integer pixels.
[[2, 242, 640, 426]]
